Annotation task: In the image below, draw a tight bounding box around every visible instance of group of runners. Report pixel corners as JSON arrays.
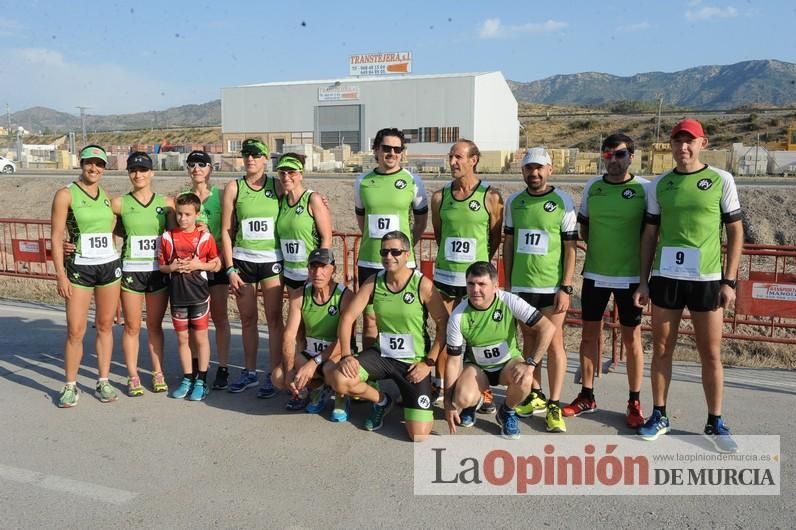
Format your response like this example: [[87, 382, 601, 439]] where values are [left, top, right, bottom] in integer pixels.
[[51, 119, 742, 452]]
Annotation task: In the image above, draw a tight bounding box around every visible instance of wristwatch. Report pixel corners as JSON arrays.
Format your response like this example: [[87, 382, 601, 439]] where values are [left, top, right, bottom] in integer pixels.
[[720, 278, 737, 289], [560, 285, 574, 295], [525, 357, 538, 367], [313, 355, 323, 366], [423, 357, 436, 367]]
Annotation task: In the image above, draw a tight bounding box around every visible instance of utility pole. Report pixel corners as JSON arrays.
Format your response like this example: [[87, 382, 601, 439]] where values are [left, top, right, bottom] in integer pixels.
[[6, 103, 10, 140], [76, 106, 91, 146], [654, 94, 664, 144]]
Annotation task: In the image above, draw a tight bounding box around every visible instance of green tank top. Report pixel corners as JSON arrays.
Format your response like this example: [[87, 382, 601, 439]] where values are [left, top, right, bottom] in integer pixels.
[[354, 168, 427, 269], [301, 282, 345, 357], [120, 193, 168, 271], [277, 190, 318, 281], [372, 270, 428, 364], [188, 186, 222, 247], [505, 187, 577, 294], [580, 176, 648, 285], [65, 182, 118, 265], [434, 181, 491, 287], [232, 176, 282, 262], [448, 290, 537, 371]]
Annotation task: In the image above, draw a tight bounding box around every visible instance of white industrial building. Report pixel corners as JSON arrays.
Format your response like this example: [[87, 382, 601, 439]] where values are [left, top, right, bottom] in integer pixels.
[[220, 72, 519, 165]]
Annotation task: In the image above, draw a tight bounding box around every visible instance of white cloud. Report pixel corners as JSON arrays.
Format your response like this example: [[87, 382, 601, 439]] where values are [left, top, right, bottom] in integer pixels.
[[685, 5, 738, 21], [478, 18, 567, 39], [617, 22, 650, 32], [6, 47, 212, 114], [0, 17, 23, 37]]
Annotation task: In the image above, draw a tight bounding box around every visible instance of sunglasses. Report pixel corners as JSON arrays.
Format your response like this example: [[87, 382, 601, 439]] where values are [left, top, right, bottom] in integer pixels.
[[187, 162, 209, 168], [379, 248, 407, 257], [602, 149, 630, 160], [241, 152, 264, 159], [380, 144, 404, 154]]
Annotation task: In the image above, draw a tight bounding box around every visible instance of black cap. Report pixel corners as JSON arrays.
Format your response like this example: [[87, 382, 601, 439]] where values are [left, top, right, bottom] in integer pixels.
[[127, 151, 153, 170], [308, 248, 335, 265], [187, 150, 212, 164]]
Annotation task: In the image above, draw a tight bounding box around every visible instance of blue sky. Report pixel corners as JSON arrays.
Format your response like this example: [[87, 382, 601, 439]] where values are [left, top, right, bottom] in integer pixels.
[[1, 0, 794, 115]]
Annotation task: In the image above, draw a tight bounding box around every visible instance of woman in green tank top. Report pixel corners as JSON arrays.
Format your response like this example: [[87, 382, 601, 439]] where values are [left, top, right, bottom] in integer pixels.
[[50, 145, 121, 407], [112, 152, 175, 397], [184, 150, 232, 391]]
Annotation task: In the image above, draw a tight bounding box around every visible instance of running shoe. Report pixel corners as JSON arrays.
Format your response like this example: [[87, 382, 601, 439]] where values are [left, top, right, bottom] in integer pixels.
[[431, 382, 444, 405], [212, 366, 229, 390], [170, 377, 193, 399], [626, 400, 645, 429], [95, 380, 118, 403], [305, 385, 333, 414], [515, 390, 547, 417], [460, 394, 484, 428], [478, 388, 496, 414], [545, 403, 567, 433], [496, 405, 521, 440], [256, 373, 277, 399], [364, 394, 393, 431], [58, 384, 79, 408], [127, 376, 144, 397], [151, 372, 168, 393], [637, 409, 671, 441], [286, 390, 310, 411], [704, 418, 739, 454], [330, 395, 350, 422], [187, 380, 209, 402], [562, 394, 597, 417], [227, 370, 258, 393]]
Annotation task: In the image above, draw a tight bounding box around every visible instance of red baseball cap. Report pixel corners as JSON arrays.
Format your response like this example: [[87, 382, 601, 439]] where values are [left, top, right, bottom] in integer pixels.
[[671, 118, 705, 139]]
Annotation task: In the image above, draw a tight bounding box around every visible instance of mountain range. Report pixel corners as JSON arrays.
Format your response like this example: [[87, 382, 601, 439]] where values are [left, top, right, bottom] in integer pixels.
[[7, 59, 795, 134]]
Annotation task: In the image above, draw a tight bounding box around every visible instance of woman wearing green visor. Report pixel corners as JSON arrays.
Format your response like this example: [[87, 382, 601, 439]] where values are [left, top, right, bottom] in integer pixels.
[[271, 153, 332, 409]]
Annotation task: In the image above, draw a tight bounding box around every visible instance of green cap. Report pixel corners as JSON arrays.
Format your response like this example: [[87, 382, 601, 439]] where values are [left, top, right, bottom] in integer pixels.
[[79, 145, 108, 164], [275, 155, 304, 172], [241, 139, 269, 157]]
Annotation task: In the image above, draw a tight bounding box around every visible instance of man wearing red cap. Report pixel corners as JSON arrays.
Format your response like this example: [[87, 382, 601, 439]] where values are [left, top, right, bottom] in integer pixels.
[[633, 118, 743, 453]]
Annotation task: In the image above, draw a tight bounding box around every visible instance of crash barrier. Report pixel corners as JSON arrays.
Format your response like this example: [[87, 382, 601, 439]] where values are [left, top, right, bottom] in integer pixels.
[[3, 219, 795, 358]]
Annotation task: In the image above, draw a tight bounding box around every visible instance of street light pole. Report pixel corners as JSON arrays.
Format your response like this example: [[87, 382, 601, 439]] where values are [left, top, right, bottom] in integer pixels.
[[76, 106, 91, 146], [654, 94, 664, 144]]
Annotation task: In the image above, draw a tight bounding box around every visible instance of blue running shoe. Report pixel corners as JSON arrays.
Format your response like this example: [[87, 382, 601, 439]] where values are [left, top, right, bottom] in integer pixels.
[[330, 395, 350, 423], [170, 377, 193, 399], [704, 418, 738, 453], [227, 370, 258, 393], [256, 373, 277, 399], [187, 380, 209, 401], [306, 385, 332, 414], [365, 394, 393, 431], [460, 406, 478, 428], [637, 409, 671, 441], [496, 404, 521, 439]]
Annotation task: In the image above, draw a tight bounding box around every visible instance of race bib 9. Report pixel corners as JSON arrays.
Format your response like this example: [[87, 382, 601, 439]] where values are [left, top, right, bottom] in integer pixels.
[[472, 341, 509, 366], [241, 217, 275, 241], [444, 237, 477, 263], [379, 333, 414, 359], [368, 214, 399, 240], [130, 236, 159, 259], [660, 246, 701, 279], [80, 233, 115, 259], [516, 229, 549, 255]]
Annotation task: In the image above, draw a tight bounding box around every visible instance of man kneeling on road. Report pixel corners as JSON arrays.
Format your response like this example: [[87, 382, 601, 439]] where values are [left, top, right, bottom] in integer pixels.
[[329, 231, 449, 442], [444, 262, 556, 439]]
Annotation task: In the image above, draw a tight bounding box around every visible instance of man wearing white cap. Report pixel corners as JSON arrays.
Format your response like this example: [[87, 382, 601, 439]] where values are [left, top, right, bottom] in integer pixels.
[[503, 147, 577, 432]]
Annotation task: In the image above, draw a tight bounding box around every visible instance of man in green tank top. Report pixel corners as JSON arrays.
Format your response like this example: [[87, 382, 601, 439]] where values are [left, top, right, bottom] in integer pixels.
[[562, 134, 648, 429], [329, 231, 448, 442], [444, 262, 555, 439], [503, 147, 577, 433], [633, 119, 743, 453], [430, 139, 504, 413]]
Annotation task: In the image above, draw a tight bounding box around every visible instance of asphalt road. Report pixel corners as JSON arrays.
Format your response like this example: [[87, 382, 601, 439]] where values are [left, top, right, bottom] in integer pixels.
[[0, 299, 791, 528]]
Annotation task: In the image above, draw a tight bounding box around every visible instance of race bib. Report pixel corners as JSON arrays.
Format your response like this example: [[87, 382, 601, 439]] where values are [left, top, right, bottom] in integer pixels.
[[444, 237, 476, 263], [472, 341, 509, 366], [516, 229, 549, 255], [241, 217, 275, 241], [660, 246, 701, 279], [368, 214, 399, 240], [130, 235, 159, 259], [594, 279, 630, 290], [80, 233, 114, 259], [281, 239, 307, 262], [379, 333, 414, 359], [305, 337, 331, 357]]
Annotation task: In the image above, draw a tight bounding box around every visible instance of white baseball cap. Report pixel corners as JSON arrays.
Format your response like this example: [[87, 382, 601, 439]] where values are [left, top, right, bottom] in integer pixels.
[[521, 147, 552, 166]]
